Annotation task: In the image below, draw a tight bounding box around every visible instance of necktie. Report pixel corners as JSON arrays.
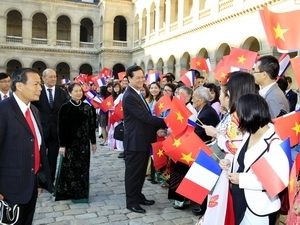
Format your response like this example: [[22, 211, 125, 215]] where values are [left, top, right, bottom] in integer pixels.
[[139, 93, 150, 111], [47, 88, 54, 107], [25, 109, 40, 174], [3, 94, 7, 99]]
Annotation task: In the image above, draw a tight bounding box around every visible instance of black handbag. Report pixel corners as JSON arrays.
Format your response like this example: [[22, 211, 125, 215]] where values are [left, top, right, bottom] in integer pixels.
[[113, 122, 124, 141], [0, 200, 19, 225]]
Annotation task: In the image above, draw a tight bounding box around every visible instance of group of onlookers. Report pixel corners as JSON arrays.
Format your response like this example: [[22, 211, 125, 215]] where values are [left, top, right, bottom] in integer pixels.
[[1, 54, 300, 224]]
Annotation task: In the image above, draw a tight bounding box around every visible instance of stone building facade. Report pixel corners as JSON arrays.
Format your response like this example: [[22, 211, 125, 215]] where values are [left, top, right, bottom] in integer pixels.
[[0, 0, 299, 82]]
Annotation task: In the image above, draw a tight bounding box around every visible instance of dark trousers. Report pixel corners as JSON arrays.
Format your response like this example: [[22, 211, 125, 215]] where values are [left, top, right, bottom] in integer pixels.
[[3, 179, 38, 225], [124, 150, 149, 207], [45, 136, 59, 183]]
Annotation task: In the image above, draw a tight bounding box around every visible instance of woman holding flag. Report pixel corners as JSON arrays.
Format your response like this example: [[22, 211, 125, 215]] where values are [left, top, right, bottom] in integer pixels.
[[220, 94, 289, 225]]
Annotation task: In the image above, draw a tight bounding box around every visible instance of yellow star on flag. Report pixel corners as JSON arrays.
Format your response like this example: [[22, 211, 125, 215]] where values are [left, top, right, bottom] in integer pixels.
[[273, 23, 289, 41], [221, 72, 228, 79], [172, 138, 181, 148], [237, 55, 246, 64], [106, 101, 112, 106], [292, 122, 300, 136], [196, 61, 201, 66], [181, 152, 195, 164], [289, 176, 295, 191], [157, 149, 164, 157], [120, 106, 123, 111], [158, 102, 164, 110], [176, 111, 184, 123]]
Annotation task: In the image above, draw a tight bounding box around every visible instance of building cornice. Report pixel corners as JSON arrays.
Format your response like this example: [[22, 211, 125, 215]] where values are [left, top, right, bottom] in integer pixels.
[[31, 0, 98, 7], [142, 0, 282, 48], [0, 45, 98, 54]]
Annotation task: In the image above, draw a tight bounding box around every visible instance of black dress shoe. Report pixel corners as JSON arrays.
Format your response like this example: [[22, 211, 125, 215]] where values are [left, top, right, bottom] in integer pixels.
[[127, 205, 146, 213], [118, 152, 125, 158], [139, 199, 155, 205], [192, 208, 205, 216]]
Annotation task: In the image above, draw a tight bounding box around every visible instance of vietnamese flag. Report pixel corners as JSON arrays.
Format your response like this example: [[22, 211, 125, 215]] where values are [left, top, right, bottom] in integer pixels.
[[154, 95, 172, 116], [99, 95, 114, 112], [164, 131, 213, 166], [75, 73, 88, 84], [259, 6, 300, 51], [273, 110, 300, 147], [190, 58, 210, 73], [113, 101, 124, 121], [290, 56, 300, 91], [228, 48, 258, 70], [151, 141, 167, 170], [213, 59, 231, 83], [164, 96, 192, 136], [99, 67, 112, 78], [118, 71, 126, 80]]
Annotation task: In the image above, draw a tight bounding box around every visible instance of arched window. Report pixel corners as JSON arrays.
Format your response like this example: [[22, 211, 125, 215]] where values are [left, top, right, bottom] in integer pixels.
[[113, 16, 127, 41]]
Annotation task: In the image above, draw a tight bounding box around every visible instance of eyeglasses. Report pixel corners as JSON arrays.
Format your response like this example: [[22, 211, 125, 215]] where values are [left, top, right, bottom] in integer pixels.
[[250, 70, 263, 75], [0, 80, 10, 84]]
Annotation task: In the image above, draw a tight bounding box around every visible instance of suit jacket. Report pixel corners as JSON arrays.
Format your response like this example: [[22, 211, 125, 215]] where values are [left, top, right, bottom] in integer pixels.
[[32, 85, 68, 139], [194, 104, 220, 142], [264, 83, 290, 119], [285, 89, 298, 111], [231, 124, 289, 216], [122, 86, 166, 151], [0, 96, 53, 204]]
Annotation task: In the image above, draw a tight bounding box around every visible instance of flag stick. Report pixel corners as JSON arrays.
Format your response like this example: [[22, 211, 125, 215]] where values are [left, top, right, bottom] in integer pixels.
[[197, 118, 204, 126]]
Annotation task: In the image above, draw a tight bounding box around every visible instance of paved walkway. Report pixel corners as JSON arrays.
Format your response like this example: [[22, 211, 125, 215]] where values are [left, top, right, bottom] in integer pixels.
[[33, 137, 199, 225]]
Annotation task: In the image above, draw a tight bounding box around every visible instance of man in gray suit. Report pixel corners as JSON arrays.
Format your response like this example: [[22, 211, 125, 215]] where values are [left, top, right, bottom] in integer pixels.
[[252, 55, 289, 118]]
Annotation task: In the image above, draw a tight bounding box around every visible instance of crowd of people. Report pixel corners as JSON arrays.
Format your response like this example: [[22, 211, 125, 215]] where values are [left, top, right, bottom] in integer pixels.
[[0, 54, 299, 225]]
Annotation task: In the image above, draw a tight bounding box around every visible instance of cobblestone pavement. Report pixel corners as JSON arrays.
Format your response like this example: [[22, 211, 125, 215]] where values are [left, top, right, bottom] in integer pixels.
[[33, 138, 199, 225]]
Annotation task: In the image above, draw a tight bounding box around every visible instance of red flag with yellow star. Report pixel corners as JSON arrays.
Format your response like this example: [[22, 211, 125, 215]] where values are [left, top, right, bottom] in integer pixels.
[[151, 141, 167, 170], [228, 48, 258, 70], [109, 101, 123, 123], [154, 95, 172, 116], [163, 131, 213, 166], [164, 96, 192, 136], [273, 110, 300, 147], [118, 71, 126, 81], [99, 95, 114, 112], [190, 58, 210, 73], [213, 59, 231, 84], [260, 6, 300, 51]]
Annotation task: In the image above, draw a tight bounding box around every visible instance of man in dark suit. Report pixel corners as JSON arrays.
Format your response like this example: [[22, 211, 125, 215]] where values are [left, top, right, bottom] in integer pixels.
[[0, 72, 11, 100], [0, 68, 53, 225], [285, 76, 298, 111], [123, 65, 166, 213], [192, 86, 220, 216], [32, 68, 68, 183]]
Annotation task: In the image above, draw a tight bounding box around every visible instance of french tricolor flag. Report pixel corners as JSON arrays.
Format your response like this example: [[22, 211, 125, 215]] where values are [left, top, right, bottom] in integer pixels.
[[278, 53, 290, 77], [85, 90, 97, 100], [61, 78, 71, 85], [146, 72, 160, 85], [180, 70, 195, 87], [83, 98, 92, 106], [94, 77, 106, 87], [251, 139, 289, 198], [176, 150, 221, 204]]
